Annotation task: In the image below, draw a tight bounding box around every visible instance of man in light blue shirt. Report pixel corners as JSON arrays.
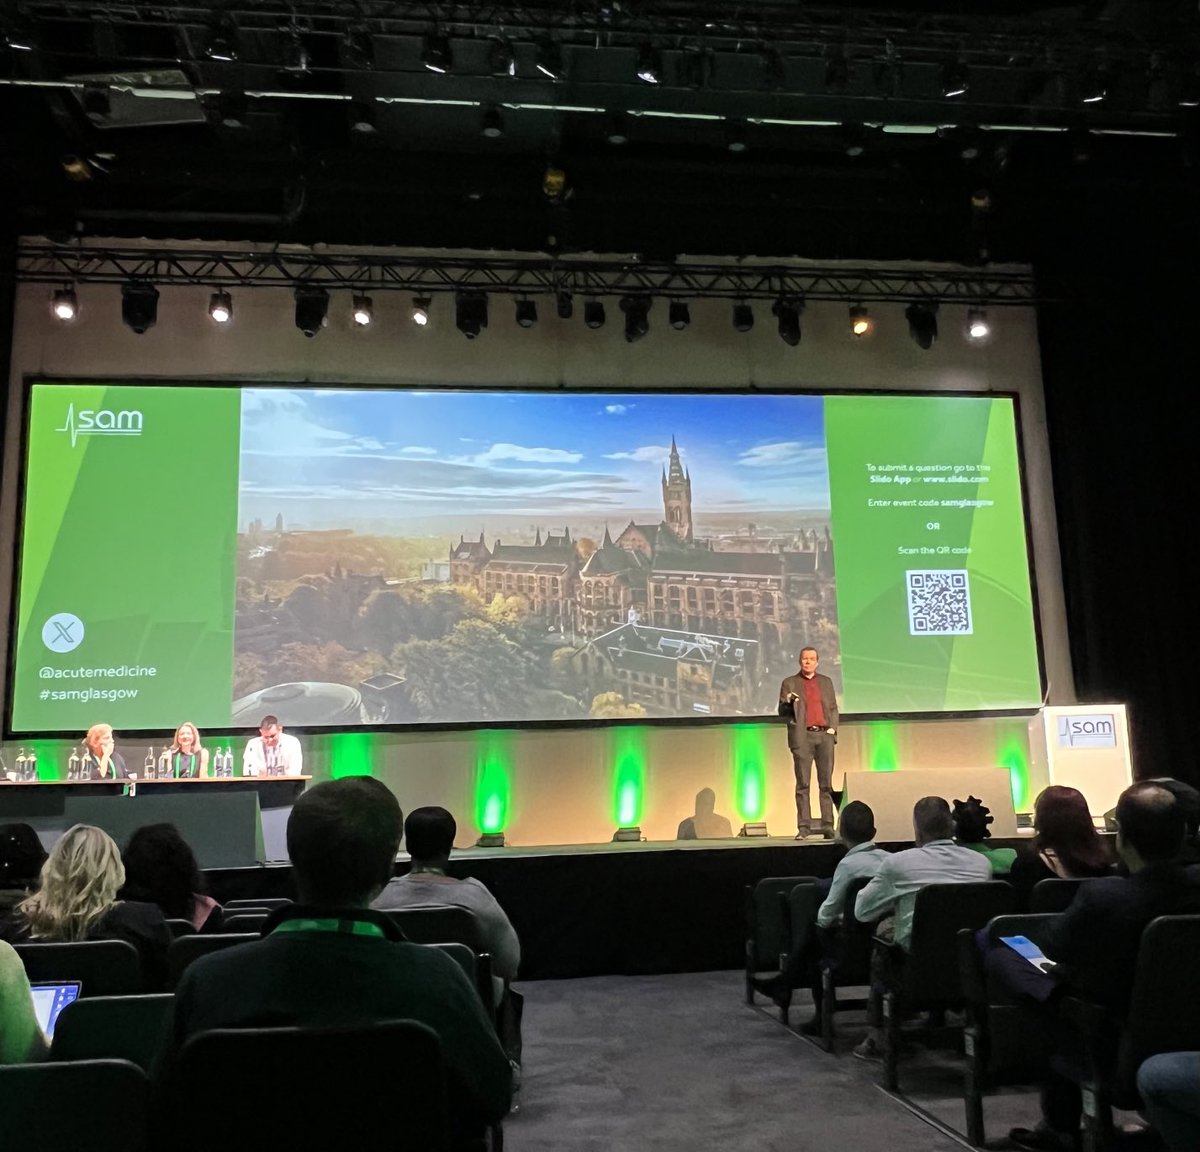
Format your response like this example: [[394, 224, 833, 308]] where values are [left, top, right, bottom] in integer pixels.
[[816, 801, 888, 930]]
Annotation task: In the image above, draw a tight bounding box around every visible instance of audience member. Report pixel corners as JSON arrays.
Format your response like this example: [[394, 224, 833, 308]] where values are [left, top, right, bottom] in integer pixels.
[[0, 823, 47, 915], [120, 823, 222, 932], [817, 802, 888, 930], [0, 824, 172, 991], [1147, 776, 1200, 865], [1008, 785, 1112, 905], [372, 805, 521, 999], [1138, 1052, 1200, 1152], [172, 778, 511, 1135], [0, 939, 48, 1064], [953, 795, 1017, 875], [986, 782, 1200, 1152], [852, 796, 992, 1060]]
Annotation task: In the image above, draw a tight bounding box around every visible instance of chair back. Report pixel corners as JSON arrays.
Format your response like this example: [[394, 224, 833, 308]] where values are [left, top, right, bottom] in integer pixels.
[[15, 939, 143, 996], [166, 932, 257, 990], [168, 1021, 449, 1151], [0, 1058, 149, 1151], [424, 941, 495, 1019], [165, 919, 195, 938], [219, 912, 269, 933], [51, 994, 174, 1073], [1029, 878, 1085, 913], [824, 876, 876, 984], [744, 876, 816, 971], [223, 897, 292, 910], [383, 905, 490, 953], [1116, 915, 1200, 1088], [903, 882, 1019, 1004], [784, 883, 824, 965]]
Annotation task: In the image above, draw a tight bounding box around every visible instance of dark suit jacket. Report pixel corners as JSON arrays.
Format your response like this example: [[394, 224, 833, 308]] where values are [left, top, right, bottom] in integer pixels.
[[777, 671, 839, 750], [1040, 862, 1200, 1010], [81, 751, 128, 780]]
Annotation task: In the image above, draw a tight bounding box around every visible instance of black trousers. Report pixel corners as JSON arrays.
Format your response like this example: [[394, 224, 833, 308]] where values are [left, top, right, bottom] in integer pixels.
[[791, 729, 836, 831]]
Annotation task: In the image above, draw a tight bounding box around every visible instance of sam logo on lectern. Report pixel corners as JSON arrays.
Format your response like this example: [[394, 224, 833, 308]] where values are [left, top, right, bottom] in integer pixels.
[[56, 403, 144, 448], [1056, 714, 1117, 749]]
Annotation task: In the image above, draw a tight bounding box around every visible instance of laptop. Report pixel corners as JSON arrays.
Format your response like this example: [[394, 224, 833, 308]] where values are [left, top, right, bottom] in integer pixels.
[[29, 981, 82, 1039]]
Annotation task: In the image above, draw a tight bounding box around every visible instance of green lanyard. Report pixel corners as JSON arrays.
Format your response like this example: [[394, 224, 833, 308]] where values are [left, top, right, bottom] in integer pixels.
[[271, 917, 387, 938]]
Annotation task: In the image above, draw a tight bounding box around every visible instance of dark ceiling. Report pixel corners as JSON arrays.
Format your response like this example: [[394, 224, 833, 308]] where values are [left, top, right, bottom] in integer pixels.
[[1, 1, 1197, 263]]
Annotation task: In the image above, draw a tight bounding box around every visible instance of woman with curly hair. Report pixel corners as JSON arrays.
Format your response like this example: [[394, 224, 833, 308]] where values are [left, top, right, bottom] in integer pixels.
[[0, 824, 172, 990]]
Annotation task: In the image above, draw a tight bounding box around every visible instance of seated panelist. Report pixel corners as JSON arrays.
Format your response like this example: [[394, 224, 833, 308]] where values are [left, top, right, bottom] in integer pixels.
[[167, 723, 210, 779], [81, 723, 128, 780], [242, 714, 303, 777]]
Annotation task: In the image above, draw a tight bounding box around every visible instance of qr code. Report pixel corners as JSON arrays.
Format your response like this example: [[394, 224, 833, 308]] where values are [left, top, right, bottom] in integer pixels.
[[906, 569, 973, 636]]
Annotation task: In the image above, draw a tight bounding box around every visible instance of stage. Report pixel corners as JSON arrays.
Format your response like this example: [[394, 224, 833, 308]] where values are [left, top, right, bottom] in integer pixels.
[[204, 832, 1033, 980]]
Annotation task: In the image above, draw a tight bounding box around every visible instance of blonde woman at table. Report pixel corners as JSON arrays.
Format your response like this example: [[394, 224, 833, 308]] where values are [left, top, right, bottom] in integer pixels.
[[80, 724, 128, 780], [166, 722, 210, 779]]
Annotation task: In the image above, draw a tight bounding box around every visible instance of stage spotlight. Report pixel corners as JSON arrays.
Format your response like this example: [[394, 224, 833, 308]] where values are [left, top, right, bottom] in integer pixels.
[[342, 25, 374, 70], [620, 295, 651, 343], [208, 290, 233, 324], [556, 291, 573, 320], [636, 43, 662, 85], [515, 299, 537, 328], [941, 59, 969, 99], [584, 299, 606, 329], [612, 826, 643, 842], [422, 32, 451, 74], [489, 38, 516, 77], [412, 296, 431, 326], [476, 832, 506, 848], [352, 294, 374, 327], [849, 304, 873, 338], [294, 286, 329, 338], [51, 287, 78, 322], [966, 307, 991, 341], [536, 38, 562, 80], [772, 296, 803, 346], [905, 301, 939, 350], [455, 292, 488, 339], [480, 105, 504, 138], [732, 302, 754, 333], [121, 282, 159, 335], [205, 13, 238, 62], [669, 301, 690, 330]]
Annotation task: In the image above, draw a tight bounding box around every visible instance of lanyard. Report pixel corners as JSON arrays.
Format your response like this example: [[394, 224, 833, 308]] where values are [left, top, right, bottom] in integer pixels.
[[271, 917, 387, 938]]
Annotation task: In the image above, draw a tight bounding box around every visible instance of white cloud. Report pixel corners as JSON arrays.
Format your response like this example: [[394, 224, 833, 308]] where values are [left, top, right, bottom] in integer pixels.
[[604, 444, 674, 463], [738, 442, 826, 469], [474, 443, 584, 465], [604, 404, 630, 415], [398, 446, 437, 456]]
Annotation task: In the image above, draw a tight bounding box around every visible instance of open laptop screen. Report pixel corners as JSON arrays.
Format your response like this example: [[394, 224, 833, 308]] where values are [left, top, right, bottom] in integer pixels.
[[30, 981, 81, 1038]]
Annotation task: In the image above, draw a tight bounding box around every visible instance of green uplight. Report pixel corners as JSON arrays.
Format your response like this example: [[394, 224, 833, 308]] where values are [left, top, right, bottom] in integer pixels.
[[867, 722, 899, 772], [997, 731, 1031, 811], [610, 727, 646, 827], [327, 731, 375, 778], [731, 725, 767, 822], [474, 732, 512, 835]]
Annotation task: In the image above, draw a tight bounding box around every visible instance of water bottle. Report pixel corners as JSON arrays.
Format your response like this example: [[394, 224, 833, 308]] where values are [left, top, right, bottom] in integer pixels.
[[68, 748, 80, 781], [158, 748, 172, 779], [224, 745, 234, 777], [26, 748, 38, 781], [15, 748, 27, 780], [143, 747, 155, 780]]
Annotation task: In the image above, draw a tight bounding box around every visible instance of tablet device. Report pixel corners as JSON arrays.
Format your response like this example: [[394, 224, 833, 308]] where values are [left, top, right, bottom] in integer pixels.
[[29, 981, 81, 1039]]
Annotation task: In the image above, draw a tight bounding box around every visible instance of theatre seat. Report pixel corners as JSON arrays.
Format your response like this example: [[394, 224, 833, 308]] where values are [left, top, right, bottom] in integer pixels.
[[743, 876, 818, 1005], [218, 912, 269, 933], [51, 993, 174, 1074], [0, 1058, 150, 1151], [166, 932, 258, 990], [818, 876, 875, 1052], [1028, 877, 1086, 913], [15, 939, 142, 996], [383, 905, 490, 955]]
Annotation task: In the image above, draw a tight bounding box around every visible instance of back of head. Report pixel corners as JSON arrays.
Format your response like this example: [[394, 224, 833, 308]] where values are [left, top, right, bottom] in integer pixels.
[[122, 823, 204, 919], [913, 796, 955, 844], [838, 801, 876, 846], [0, 823, 48, 890], [1115, 782, 1185, 865], [1146, 777, 1200, 839], [953, 796, 993, 845], [287, 777, 402, 906], [1033, 785, 1108, 873], [18, 824, 124, 940], [404, 806, 457, 863]]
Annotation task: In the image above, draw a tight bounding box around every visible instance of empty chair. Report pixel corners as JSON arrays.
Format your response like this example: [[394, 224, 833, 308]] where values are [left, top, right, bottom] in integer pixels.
[[874, 881, 1019, 1091], [219, 912, 269, 933], [0, 1058, 149, 1151], [51, 993, 174, 1073], [770, 883, 824, 1023], [743, 876, 817, 1005], [165, 1021, 451, 1152], [166, 933, 257, 990], [959, 912, 1061, 1146], [1029, 877, 1086, 914], [384, 905, 491, 953], [817, 875, 876, 1052], [15, 939, 142, 996]]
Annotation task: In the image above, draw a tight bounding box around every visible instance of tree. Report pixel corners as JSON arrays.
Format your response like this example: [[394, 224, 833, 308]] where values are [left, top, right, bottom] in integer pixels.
[[589, 691, 647, 719]]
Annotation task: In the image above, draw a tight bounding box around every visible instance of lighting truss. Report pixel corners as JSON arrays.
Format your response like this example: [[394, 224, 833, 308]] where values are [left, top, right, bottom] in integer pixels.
[[14, 241, 1040, 307]]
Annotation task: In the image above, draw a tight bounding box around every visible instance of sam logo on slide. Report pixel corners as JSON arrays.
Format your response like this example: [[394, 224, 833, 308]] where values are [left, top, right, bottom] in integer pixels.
[[1056, 714, 1117, 749], [56, 403, 144, 448]]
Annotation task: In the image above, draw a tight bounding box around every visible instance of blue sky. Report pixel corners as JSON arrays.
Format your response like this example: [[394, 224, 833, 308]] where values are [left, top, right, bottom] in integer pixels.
[[238, 389, 830, 527]]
